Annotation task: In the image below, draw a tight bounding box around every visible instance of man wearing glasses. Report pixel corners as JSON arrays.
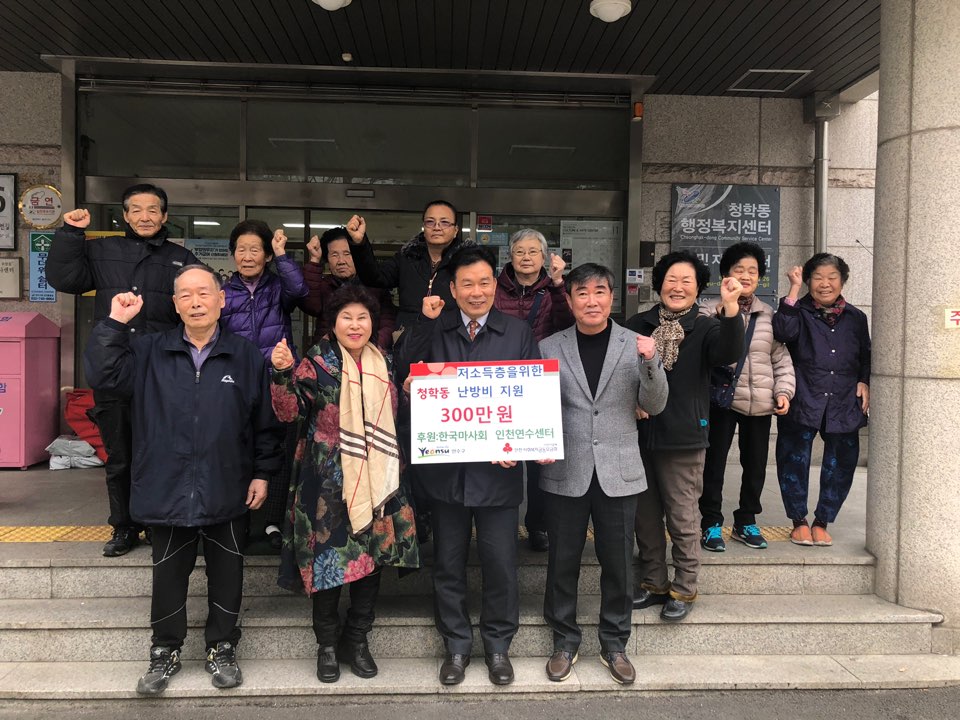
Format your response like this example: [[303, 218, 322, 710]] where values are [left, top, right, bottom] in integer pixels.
[[345, 200, 472, 331]]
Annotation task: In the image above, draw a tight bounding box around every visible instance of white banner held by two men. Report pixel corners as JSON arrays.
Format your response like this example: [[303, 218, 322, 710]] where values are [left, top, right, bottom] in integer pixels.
[[409, 359, 563, 464]]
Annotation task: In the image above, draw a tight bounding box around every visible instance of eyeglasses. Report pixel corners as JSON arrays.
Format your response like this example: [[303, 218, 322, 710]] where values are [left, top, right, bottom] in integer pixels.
[[511, 249, 542, 258], [423, 219, 456, 229]]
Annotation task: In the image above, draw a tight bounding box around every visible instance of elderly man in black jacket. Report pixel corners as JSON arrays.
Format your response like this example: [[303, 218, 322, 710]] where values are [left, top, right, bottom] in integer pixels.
[[47, 184, 198, 557], [396, 246, 539, 687], [84, 265, 280, 696]]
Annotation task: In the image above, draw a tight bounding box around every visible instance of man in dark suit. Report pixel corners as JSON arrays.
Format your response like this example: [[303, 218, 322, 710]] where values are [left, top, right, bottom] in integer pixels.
[[396, 246, 539, 687], [538, 263, 668, 685]]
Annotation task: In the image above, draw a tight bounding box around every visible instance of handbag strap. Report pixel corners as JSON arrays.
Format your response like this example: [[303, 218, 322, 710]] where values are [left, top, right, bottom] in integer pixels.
[[732, 313, 758, 380], [525, 290, 546, 327]]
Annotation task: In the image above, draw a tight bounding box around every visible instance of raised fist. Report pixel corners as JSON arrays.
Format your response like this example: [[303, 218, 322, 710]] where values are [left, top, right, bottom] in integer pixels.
[[63, 209, 91, 229], [346, 215, 366, 244], [271, 229, 287, 256], [109, 292, 143, 324], [636, 334, 656, 360], [272, 338, 294, 371], [720, 276, 743, 303], [421, 295, 445, 320], [786, 265, 803, 289], [548, 252, 566, 287], [306, 235, 322, 264]]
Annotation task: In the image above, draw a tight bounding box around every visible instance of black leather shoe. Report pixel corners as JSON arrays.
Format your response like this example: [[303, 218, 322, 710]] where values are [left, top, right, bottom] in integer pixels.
[[485, 653, 514, 685], [528, 530, 549, 552], [660, 598, 693, 622], [633, 588, 669, 609], [316, 645, 340, 683], [439, 653, 470, 685], [339, 640, 378, 678], [103, 527, 139, 557]]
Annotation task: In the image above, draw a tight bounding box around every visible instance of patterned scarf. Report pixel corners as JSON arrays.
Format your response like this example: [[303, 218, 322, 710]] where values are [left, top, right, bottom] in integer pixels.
[[652, 304, 695, 371], [813, 295, 846, 327], [337, 342, 400, 537], [738, 295, 755, 315]]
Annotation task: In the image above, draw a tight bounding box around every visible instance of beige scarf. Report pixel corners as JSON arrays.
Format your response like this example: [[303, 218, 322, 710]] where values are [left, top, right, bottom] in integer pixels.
[[337, 341, 400, 537]]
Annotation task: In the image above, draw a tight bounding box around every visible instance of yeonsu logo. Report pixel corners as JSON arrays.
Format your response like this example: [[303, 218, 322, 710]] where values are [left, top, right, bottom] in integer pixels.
[[418, 447, 451, 458]]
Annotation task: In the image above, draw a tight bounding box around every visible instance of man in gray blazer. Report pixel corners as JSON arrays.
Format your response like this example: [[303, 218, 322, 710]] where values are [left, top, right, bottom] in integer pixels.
[[537, 263, 668, 685]]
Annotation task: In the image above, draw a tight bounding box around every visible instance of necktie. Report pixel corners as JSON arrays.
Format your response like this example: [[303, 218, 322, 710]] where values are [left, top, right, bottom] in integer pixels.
[[468, 320, 479, 341]]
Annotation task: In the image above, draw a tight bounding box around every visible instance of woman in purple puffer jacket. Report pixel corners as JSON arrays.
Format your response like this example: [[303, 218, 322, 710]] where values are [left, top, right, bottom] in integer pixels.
[[221, 219, 308, 549], [494, 228, 573, 552], [221, 219, 308, 362]]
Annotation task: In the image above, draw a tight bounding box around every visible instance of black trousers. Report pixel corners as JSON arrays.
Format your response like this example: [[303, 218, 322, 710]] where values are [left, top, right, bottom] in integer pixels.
[[312, 571, 382, 646], [149, 515, 248, 650], [524, 461, 547, 533], [431, 501, 519, 655], [262, 421, 298, 526], [91, 390, 139, 530], [543, 475, 637, 653], [700, 407, 772, 529]]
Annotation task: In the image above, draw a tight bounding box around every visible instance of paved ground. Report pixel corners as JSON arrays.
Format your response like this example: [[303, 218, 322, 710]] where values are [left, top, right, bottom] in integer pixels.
[[0, 686, 956, 719]]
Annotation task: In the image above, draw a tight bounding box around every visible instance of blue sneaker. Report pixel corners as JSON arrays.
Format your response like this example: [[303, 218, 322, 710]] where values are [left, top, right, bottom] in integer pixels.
[[700, 524, 725, 552], [732, 524, 768, 549]]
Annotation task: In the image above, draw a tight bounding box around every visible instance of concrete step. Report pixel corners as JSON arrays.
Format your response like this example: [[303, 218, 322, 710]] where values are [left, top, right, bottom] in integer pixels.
[[0, 594, 940, 663], [1, 652, 958, 701], [0, 541, 876, 600]]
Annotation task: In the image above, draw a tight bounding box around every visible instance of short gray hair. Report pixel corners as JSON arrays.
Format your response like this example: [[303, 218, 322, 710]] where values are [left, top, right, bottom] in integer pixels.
[[174, 263, 222, 291], [508, 229, 548, 257]]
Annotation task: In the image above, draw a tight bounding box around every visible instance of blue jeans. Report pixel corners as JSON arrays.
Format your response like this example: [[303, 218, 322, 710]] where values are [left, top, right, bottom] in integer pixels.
[[775, 416, 860, 524]]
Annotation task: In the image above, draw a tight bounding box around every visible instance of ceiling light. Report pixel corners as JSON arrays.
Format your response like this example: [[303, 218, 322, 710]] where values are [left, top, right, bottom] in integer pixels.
[[589, 0, 631, 23], [193, 220, 221, 226], [341, 52, 353, 63], [312, 0, 352, 11]]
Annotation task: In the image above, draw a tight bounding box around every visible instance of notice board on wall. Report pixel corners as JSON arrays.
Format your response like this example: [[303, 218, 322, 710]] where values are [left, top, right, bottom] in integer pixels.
[[670, 184, 780, 299]]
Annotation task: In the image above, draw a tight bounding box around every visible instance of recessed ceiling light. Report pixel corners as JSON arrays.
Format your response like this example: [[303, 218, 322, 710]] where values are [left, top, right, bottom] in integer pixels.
[[341, 52, 353, 63], [312, 0, 352, 11]]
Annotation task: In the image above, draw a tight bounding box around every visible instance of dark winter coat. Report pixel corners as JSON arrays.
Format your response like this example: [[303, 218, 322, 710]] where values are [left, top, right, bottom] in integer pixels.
[[395, 308, 540, 507], [83, 318, 282, 527], [46, 223, 198, 334], [300, 261, 398, 350], [494, 265, 574, 343], [220, 255, 308, 363], [350, 232, 473, 329], [772, 294, 871, 434], [626, 305, 744, 451]]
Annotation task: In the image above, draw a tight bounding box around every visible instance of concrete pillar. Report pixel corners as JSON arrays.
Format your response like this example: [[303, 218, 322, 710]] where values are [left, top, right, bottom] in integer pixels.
[[868, 0, 960, 654]]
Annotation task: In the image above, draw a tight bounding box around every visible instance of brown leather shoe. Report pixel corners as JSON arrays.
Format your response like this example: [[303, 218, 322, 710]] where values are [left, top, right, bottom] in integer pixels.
[[600, 651, 636, 685], [439, 653, 470, 685], [545, 650, 578, 682]]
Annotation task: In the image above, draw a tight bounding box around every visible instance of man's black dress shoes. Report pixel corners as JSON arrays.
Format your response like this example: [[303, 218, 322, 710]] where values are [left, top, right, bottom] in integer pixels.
[[439, 653, 470, 685], [633, 588, 670, 609], [660, 598, 693, 622], [485, 653, 514, 685]]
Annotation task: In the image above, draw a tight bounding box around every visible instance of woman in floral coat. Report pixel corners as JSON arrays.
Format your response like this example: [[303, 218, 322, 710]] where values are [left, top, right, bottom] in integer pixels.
[[270, 284, 419, 684]]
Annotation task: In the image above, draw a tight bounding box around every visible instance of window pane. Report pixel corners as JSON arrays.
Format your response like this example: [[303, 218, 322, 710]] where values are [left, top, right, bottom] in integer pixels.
[[247, 101, 472, 186], [97, 205, 239, 240], [478, 107, 628, 190], [79, 94, 241, 179]]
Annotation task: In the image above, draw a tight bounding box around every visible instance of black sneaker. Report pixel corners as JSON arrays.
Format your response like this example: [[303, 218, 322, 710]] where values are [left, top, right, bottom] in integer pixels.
[[205, 641, 243, 688], [732, 524, 768, 549], [136, 646, 181, 695], [700, 524, 726, 552], [102, 527, 139, 557]]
